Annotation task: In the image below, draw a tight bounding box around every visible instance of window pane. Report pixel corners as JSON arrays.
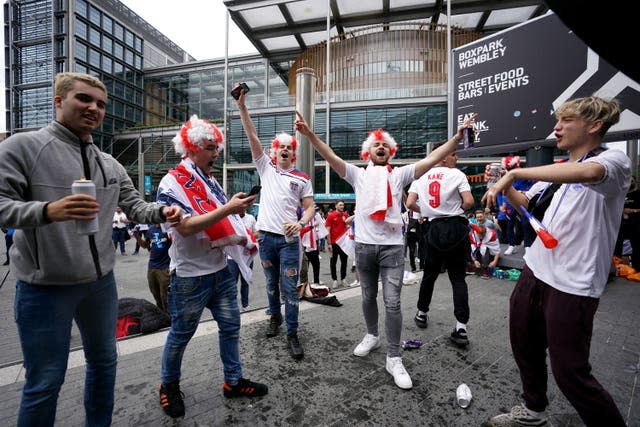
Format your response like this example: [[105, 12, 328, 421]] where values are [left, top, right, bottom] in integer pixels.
[[75, 0, 87, 17], [103, 36, 112, 53], [89, 5, 100, 26], [75, 41, 87, 61], [75, 19, 87, 39]]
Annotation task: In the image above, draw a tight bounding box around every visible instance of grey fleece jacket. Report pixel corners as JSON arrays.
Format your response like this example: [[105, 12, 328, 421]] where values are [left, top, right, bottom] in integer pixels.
[[0, 121, 166, 285]]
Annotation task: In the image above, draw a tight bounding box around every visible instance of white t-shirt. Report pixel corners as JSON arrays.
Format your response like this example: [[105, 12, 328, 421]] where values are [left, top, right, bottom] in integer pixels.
[[524, 149, 631, 298], [255, 154, 314, 234], [343, 162, 415, 245], [408, 166, 470, 219], [112, 211, 128, 229]]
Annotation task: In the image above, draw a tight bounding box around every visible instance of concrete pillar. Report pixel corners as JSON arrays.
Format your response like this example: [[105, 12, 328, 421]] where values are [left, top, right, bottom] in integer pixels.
[[526, 145, 554, 168], [295, 68, 317, 181]]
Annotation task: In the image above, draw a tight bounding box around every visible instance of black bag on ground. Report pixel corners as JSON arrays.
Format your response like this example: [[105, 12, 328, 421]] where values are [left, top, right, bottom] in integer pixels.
[[117, 298, 170, 335], [426, 216, 469, 251]]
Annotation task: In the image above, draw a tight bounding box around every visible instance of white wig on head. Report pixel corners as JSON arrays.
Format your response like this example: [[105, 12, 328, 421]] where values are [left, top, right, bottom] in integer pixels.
[[360, 129, 398, 161], [172, 114, 224, 156], [269, 132, 297, 162]]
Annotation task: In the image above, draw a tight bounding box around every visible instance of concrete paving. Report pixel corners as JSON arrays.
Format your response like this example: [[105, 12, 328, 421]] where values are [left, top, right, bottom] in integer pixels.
[[0, 239, 638, 426]]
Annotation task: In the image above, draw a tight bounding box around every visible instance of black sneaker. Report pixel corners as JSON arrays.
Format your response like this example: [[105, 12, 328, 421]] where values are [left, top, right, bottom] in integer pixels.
[[223, 377, 269, 398], [265, 315, 282, 338], [287, 333, 304, 360], [414, 311, 428, 329], [450, 328, 469, 347], [159, 381, 185, 418]]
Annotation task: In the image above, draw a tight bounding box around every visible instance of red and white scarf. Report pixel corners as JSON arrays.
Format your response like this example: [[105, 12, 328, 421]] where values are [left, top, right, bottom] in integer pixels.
[[359, 163, 403, 225], [166, 160, 258, 281]]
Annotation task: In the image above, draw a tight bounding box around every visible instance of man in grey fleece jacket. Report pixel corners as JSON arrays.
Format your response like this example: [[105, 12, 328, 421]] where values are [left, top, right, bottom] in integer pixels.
[[0, 72, 181, 427]]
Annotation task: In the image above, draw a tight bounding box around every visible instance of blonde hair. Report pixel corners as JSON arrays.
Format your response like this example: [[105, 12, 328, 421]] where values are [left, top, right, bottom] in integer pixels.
[[54, 72, 107, 98], [555, 96, 620, 137]]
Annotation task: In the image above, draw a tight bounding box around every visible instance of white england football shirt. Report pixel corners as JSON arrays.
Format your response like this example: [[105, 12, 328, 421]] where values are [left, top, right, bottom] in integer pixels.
[[255, 154, 314, 234], [524, 149, 631, 298], [409, 166, 470, 219]]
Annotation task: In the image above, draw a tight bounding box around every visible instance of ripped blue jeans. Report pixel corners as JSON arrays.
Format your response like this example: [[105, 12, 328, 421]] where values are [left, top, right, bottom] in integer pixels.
[[161, 268, 242, 385], [258, 231, 301, 335]]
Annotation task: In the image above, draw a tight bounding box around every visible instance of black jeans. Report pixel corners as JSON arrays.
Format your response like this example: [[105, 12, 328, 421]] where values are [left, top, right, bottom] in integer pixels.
[[330, 243, 348, 281], [406, 231, 420, 271], [417, 229, 470, 324], [509, 266, 625, 426]]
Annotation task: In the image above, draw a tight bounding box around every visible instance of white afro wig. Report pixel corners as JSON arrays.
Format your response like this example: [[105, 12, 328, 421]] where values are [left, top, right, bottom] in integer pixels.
[[172, 115, 224, 156]]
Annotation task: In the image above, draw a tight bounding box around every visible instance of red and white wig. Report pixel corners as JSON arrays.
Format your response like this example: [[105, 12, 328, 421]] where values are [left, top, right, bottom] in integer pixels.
[[360, 129, 398, 161], [270, 133, 297, 163], [172, 114, 224, 156]]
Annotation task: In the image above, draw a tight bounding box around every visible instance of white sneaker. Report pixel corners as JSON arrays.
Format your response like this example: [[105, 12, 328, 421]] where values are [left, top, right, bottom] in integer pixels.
[[332, 280, 339, 289], [241, 305, 250, 312], [385, 356, 413, 389], [348, 280, 360, 287], [353, 334, 380, 357], [504, 245, 517, 255]]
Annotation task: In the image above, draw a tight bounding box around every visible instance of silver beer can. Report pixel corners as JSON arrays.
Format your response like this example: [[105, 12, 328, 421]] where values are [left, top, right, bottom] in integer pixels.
[[71, 179, 99, 235], [486, 162, 502, 188]]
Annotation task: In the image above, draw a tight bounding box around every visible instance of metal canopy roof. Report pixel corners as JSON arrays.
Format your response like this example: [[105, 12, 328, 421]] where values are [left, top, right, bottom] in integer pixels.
[[224, 0, 549, 65]]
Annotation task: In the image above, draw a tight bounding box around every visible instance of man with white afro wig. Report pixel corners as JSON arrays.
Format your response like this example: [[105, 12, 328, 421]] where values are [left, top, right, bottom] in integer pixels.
[[172, 114, 224, 156], [295, 109, 477, 390], [235, 86, 315, 361]]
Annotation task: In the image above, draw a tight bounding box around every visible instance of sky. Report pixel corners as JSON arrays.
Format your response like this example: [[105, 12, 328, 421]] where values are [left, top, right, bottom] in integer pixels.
[[0, 0, 257, 132]]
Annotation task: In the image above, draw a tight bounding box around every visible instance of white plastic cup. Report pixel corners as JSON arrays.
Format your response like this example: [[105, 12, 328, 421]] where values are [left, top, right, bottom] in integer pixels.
[[456, 383, 472, 408], [71, 179, 99, 235], [283, 223, 296, 243]]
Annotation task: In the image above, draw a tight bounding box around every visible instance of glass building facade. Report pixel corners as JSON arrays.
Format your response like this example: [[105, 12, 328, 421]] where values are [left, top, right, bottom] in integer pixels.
[[5, 0, 189, 149]]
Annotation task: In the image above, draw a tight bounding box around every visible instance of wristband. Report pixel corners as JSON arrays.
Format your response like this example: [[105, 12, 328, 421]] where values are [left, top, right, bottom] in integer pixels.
[[42, 202, 52, 224], [298, 220, 306, 227]]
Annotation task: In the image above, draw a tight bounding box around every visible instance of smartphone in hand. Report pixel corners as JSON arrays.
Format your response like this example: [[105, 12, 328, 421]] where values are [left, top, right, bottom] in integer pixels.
[[240, 185, 261, 198], [231, 82, 250, 100]]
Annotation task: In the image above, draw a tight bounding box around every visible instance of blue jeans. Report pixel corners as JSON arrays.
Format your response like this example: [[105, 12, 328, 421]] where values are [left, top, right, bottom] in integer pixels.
[[161, 268, 242, 385], [258, 231, 301, 335], [226, 258, 253, 308], [111, 228, 126, 253], [15, 272, 118, 427], [355, 243, 405, 357]]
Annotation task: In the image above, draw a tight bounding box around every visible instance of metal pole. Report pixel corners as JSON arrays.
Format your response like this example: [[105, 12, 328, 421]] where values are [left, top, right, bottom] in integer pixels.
[[446, 0, 453, 139], [137, 136, 144, 200], [223, 10, 230, 193], [295, 68, 317, 183], [325, 0, 331, 193], [627, 139, 638, 178]]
